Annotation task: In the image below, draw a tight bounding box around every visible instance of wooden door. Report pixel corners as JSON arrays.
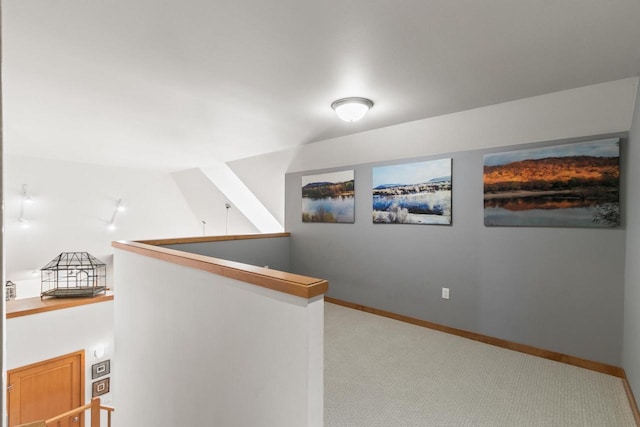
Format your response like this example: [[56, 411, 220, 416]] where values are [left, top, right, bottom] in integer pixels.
[[7, 351, 85, 427]]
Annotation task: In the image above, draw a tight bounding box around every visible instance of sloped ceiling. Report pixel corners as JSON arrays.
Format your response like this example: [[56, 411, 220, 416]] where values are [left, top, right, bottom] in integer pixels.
[[3, 0, 640, 171]]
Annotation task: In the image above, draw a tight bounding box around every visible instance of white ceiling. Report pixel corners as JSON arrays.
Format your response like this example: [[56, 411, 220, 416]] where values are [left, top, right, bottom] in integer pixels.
[[3, 0, 640, 171]]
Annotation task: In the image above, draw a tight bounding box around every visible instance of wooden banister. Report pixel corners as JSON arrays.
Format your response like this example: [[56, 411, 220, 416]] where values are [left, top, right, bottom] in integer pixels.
[[113, 238, 329, 299], [100, 405, 115, 427], [16, 398, 115, 427], [45, 398, 99, 427]]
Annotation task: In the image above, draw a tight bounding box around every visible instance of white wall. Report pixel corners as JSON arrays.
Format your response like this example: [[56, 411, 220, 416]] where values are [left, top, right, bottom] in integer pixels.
[[114, 248, 323, 427], [228, 149, 298, 227], [6, 301, 114, 410], [171, 168, 259, 236], [5, 155, 200, 298], [624, 80, 640, 393]]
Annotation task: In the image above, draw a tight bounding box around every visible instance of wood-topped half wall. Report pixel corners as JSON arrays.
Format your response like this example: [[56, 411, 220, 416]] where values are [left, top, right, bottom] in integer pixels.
[[6, 293, 114, 319], [112, 233, 328, 299]]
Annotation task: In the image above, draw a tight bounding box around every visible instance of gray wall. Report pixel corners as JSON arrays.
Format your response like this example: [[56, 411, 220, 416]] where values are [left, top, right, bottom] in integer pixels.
[[163, 237, 290, 272], [287, 135, 627, 366], [624, 84, 640, 391], [1, 8, 5, 415]]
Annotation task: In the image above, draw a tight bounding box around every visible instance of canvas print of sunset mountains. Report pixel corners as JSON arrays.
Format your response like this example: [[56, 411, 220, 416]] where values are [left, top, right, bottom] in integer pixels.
[[483, 138, 620, 227], [373, 158, 452, 225], [302, 170, 355, 223]]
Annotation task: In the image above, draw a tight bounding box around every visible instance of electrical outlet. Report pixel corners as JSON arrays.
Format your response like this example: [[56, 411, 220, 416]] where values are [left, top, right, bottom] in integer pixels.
[[442, 287, 450, 299]]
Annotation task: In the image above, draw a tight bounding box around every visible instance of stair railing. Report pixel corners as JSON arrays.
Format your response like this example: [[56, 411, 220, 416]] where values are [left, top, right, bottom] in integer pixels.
[[15, 397, 114, 427]]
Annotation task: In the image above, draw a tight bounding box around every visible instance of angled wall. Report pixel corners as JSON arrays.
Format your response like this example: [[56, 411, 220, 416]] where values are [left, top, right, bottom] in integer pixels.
[[200, 164, 283, 233], [284, 78, 637, 174], [171, 168, 259, 236], [228, 149, 298, 227], [624, 81, 640, 392], [232, 77, 638, 238]]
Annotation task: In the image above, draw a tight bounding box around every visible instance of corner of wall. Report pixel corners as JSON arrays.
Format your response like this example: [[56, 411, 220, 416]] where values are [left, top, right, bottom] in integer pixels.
[[623, 76, 640, 400]]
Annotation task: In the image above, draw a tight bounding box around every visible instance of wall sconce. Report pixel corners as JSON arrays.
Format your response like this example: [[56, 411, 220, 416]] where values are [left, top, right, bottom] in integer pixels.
[[20, 184, 33, 228], [22, 184, 32, 203], [107, 199, 125, 231], [94, 344, 106, 358]]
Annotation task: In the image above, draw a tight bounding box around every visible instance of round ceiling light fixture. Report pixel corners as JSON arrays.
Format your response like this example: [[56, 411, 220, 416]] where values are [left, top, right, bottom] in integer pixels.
[[331, 97, 374, 122]]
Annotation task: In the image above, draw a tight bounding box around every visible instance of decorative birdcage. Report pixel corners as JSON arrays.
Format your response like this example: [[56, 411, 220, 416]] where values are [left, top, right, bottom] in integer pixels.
[[41, 252, 107, 298], [5, 281, 16, 301]]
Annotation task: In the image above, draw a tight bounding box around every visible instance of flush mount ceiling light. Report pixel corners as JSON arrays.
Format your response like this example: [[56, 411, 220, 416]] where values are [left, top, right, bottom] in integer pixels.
[[331, 97, 374, 122]]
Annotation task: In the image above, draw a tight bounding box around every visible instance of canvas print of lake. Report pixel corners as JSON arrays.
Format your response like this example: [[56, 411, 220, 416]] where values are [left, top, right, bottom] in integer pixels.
[[372, 159, 452, 225], [483, 138, 620, 227], [302, 170, 355, 223]]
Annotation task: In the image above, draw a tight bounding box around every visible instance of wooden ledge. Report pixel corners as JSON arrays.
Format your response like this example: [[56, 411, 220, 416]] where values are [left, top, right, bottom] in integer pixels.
[[139, 232, 290, 246], [112, 239, 328, 299], [6, 293, 114, 319]]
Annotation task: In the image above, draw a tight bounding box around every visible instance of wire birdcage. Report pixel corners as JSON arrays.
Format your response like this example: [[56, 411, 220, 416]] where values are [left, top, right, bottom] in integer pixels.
[[5, 281, 16, 301], [41, 252, 107, 298]]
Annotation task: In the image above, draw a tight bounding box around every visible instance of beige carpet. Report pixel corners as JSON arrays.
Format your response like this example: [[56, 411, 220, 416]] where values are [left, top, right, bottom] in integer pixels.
[[324, 302, 636, 426]]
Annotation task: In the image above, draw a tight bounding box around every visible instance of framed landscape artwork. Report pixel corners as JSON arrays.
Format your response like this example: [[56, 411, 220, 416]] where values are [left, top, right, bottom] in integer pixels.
[[302, 170, 355, 223], [372, 158, 452, 225], [483, 138, 620, 227]]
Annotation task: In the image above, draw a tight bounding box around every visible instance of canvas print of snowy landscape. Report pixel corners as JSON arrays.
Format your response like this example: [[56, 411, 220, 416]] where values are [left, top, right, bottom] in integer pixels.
[[302, 170, 355, 223], [483, 138, 620, 227], [372, 159, 452, 225]]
